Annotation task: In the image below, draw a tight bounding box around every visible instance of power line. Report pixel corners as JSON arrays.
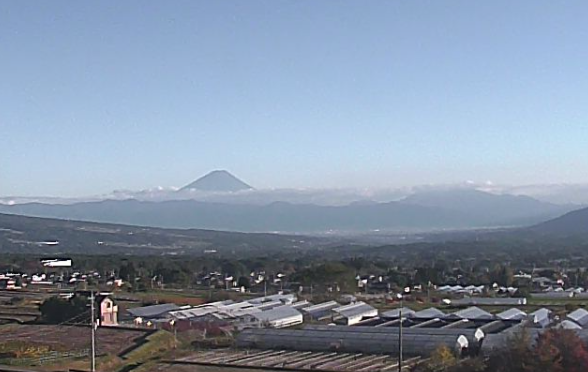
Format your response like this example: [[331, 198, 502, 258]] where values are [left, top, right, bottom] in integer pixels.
[[2, 309, 92, 341]]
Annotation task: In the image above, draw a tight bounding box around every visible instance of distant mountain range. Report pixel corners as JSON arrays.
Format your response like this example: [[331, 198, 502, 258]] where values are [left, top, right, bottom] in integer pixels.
[[0, 212, 322, 256], [180, 170, 253, 192], [0, 170, 583, 234], [0, 188, 576, 234], [530, 206, 588, 236], [400, 189, 568, 226], [4, 171, 588, 207], [2, 207, 586, 257]]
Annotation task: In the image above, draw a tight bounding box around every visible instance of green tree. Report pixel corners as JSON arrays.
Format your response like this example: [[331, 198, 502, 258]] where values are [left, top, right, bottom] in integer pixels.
[[237, 276, 251, 289], [119, 261, 137, 282], [490, 264, 514, 287], [39, 296, 88, 324]]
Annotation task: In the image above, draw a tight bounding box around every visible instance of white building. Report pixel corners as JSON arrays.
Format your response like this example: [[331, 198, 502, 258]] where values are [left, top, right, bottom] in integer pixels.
[[332, 302, 378, 325], [41, 259, 72, 268], [99, 297, 118, 326], [237, 305, 303, 329], [248, 294, 296, 305], [301, 301, 340, 321]]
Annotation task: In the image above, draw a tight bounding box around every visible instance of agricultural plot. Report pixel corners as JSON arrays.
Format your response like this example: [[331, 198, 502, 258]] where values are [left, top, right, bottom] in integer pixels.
[[168, 349, 422, 372], [141, 364, 286, 372], [0, 324, 151, 356]]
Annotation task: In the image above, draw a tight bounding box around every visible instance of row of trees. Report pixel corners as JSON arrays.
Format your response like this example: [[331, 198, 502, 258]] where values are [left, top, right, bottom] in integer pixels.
[[91, 256, 524, 290], [2, 249, 586, 293]]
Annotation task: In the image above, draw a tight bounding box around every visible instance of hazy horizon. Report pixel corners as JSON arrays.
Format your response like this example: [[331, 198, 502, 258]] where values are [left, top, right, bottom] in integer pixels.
[[6, 168, 588, 200], [3, 168, 588, 208], [3, 1, 588, 197]]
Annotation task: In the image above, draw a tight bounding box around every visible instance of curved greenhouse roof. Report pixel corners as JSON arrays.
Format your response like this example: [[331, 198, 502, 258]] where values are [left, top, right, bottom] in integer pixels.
[[567, 308, 588, 327], [381, 307, 416, 318], [496, 308, 527, 321], [529, 308, 552, 328], [558, 320, 583, 330], [449, 306, 493, 320], [237, 328, 470, 357], [304, 324, 484, 344]]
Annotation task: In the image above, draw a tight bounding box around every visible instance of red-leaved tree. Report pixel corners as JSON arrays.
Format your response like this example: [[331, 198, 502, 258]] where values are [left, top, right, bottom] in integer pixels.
[[534, 329, 588, 372]]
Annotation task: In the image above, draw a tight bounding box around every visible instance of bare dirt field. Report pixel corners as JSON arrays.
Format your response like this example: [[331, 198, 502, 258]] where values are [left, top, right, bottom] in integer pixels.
[[0, 324, 151, 356]]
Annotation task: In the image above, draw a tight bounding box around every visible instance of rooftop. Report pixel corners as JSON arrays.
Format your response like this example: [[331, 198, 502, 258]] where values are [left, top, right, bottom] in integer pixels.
[[252, 305, 302, 323], [449, 306, 493, 320], [496, 308, 527, 321], [414, 307, 446, 319], [333, 302, 377, 318], [127, 303, 180, 319]]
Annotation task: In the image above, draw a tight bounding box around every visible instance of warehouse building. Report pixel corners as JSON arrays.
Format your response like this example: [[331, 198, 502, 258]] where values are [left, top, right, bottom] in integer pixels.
[[300, 301, 340, 321], [128, 303, 182, 323], [248, 293, 296, 305], [237, 305, 304, 329], [127, 295, 307, 329], [332, 302, 378, 325]]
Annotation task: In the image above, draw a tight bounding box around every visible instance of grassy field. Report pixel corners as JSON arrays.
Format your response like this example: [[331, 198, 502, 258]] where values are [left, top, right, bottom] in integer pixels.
[[130, 290, 208, 306], [122, 330, 175, 363]]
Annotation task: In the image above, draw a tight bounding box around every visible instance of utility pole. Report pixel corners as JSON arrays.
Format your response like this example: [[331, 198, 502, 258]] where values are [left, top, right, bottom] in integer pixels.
[[90, 291, 96, 372], [170, 320, 177, 349], [398, 293, 403, 372], [264, 277, 267, 299]]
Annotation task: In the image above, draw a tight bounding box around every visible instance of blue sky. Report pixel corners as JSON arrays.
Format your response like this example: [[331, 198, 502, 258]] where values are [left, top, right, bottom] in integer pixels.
[[1, 1, 588, 196]]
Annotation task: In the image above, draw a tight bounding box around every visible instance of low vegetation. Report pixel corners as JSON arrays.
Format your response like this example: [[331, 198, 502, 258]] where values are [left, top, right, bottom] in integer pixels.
[[415, 329, 588, 372]]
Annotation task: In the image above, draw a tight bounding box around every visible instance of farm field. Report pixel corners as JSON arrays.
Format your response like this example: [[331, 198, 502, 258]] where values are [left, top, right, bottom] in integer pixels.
[[0, 324, 151, 356], [141, 364, 286, 372], [149, 349, 420, 372]]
